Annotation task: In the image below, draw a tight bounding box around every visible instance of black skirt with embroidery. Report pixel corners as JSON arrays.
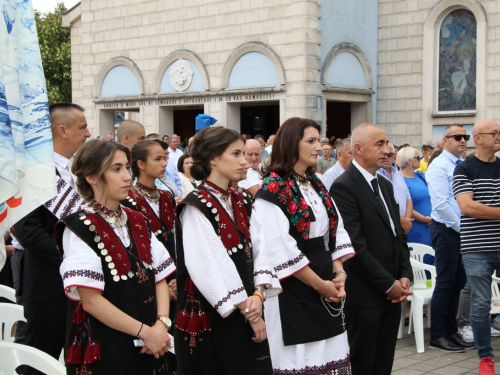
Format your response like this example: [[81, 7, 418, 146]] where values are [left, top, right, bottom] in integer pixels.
[[57, 211, 169, 375], [174, 189, 273, 375]]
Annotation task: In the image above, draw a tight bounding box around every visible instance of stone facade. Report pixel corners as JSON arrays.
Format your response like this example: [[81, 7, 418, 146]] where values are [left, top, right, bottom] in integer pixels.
[[63, 0, 341, 137], [377, 0, 493, 147]]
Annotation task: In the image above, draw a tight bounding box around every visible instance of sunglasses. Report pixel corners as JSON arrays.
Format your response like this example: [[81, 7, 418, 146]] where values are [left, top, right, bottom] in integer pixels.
[[445, 134, 470, 141]]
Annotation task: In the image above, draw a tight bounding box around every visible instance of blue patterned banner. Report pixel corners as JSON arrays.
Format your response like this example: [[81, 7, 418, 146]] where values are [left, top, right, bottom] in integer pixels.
[[0, 0, 56, 269]]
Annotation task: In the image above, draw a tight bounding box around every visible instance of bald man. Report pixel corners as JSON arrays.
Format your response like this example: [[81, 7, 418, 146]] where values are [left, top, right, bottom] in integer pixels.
[[14, 103, 90, 372], [453, 119, 500, 372], [117, 119, 145, 149], [238, 139, 263, 196], [330, 124, 412, 375]]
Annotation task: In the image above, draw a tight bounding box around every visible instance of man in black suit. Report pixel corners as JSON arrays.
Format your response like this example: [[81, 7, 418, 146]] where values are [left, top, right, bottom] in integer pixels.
[[14, 103, 90, 374], [330, 123, 413, 375]]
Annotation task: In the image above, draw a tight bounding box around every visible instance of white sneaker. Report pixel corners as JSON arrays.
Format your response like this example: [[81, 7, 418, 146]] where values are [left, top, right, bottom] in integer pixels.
[[459, 326, 474, 342], [491, 326, 500, 337]]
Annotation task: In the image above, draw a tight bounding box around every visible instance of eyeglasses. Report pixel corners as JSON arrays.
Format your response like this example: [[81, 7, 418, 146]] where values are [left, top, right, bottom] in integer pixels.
[[413, 156, 420, 160], [445, 134, 470, 141], [386, 153, 394, 157], [478, 132, 500, 139]]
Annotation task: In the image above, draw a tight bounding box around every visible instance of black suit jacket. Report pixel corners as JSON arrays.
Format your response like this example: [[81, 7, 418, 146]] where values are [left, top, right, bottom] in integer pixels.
[[14, 200, 65, 303], [330, 163, 412, 308]]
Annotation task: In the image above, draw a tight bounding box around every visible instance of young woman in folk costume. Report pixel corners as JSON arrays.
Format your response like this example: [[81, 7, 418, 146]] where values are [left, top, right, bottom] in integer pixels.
[[121, 140, 178, 373], [254, 117, 355, 374], [56, 140, 176, 375], [174, 126, 281, 375]]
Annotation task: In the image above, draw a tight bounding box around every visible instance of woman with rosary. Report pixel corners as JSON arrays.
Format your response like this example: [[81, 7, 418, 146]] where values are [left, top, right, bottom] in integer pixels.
[[174, 126, 281, 374], [57, 140, 176, 374], [255, 117, 355, 374]]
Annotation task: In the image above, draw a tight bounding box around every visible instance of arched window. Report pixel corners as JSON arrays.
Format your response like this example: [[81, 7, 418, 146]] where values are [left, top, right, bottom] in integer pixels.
[[438, 9, 477, 111]]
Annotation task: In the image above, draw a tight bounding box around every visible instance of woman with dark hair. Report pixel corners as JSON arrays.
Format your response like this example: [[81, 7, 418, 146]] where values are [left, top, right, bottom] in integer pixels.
[[121, 139, 178, 373], [57, 140, 175, 374], [177, 153, 200, 198], [255, 117, 354, 374], [175, 126, 281, 374]]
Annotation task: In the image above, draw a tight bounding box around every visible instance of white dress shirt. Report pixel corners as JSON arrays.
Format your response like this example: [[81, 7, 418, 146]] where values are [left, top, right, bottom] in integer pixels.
[[238, 165, 262, 190], [321, 162, 346, 191], [54, 152, 76, 189], [352, 160, 396, 236], [168, 147, 184, 171]]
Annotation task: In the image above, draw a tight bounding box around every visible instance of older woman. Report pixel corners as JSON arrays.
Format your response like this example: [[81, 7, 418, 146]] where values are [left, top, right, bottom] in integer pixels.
[[397, 146, 432, 246], [177, 154, 201, 198]]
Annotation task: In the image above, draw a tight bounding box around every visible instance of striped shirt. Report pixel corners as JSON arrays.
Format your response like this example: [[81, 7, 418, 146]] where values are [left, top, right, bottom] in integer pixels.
[[453, 156, 500, 253]]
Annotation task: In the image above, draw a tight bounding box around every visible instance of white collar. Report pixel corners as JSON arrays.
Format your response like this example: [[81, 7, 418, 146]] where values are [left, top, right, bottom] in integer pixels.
[[54, 152, 70, 169], [352, 159, 378, 184]]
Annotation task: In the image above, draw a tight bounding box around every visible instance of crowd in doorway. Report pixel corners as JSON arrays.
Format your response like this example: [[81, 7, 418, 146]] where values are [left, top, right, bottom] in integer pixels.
[[3, 107, 500, 375]]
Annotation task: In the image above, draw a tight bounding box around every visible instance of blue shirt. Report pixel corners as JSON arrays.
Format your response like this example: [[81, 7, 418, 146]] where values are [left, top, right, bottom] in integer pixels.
[[377, 166, 411, 217], [426, 149, 462, 232], [155, 162, 183, 197]]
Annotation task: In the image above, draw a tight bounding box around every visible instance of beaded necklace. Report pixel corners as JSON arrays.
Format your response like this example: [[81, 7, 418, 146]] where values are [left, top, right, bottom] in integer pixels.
[[204, 181, 234, 220], [88, 200, 127, 227], [294, 170, 311, 189], [135, 182, 160, 204]]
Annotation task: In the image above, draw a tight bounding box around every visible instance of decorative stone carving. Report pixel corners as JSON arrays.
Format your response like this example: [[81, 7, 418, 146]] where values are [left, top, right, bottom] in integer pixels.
[[169, 59, 194, 92]]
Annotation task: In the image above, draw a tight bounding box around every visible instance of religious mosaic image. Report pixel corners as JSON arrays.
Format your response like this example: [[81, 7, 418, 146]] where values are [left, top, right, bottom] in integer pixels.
[[438, 9, 477, 112]]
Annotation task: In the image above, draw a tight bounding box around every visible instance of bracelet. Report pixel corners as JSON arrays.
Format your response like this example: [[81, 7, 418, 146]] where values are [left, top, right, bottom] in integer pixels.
[[333, 270, 347, 279], [136, 323, 144, 339], [253, 291, 264, 303]]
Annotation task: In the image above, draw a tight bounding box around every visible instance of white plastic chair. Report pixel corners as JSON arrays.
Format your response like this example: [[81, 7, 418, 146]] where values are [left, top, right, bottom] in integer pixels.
[[0, 285, 16, 302], [0, 342, 65, 375], [0, 303, 26, 343], [405, 243, 436, 353], [407, 243, 435, 330]]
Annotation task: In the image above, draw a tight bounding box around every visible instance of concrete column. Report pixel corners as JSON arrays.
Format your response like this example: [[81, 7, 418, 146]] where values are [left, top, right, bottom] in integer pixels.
[[99, 109, 115, 137], [221, 102, 240, 132], [159, 106, 174, 136]]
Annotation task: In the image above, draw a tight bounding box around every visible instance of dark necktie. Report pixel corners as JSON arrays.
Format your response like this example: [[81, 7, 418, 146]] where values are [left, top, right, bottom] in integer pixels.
[[371, 178, 379, 199], [456, 159, 463, 165]]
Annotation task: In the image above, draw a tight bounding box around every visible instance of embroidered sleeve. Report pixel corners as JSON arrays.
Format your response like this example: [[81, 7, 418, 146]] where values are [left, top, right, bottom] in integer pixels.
[[181, 206, 248, 318], [330, 198, 355, 262], [254, 199, 310, 280], [59, 228, 105, 301], [150, 233, 176, 283], [249, 209, 282, 298]]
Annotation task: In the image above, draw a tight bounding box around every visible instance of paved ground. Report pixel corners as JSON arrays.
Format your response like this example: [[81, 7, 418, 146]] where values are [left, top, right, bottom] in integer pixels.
[[393, 328, 500, 374]]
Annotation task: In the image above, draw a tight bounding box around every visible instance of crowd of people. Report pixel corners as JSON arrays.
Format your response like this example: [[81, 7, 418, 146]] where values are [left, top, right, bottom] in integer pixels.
[[2, 102, 500, 375]]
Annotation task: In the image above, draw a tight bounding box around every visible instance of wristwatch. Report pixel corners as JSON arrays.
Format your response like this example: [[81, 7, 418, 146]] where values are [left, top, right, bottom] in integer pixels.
[[156, 315, 172, 330], [254, 287, 266, 302], [333, 270, 347, 279]]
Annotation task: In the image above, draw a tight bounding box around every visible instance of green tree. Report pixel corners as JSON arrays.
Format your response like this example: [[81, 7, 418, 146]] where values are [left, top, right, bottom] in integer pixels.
[[35, 3, 71, 104]]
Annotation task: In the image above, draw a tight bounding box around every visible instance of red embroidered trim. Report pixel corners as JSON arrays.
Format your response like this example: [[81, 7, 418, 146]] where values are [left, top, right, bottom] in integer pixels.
[[197, 188, 250, 249], [84, 208, 151, 276], [129, 190, 174, 232], [273, 356, 351, 374]]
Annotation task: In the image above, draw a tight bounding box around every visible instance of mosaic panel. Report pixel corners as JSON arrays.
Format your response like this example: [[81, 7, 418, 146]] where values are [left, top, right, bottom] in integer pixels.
[[438, 9, 477, 111]]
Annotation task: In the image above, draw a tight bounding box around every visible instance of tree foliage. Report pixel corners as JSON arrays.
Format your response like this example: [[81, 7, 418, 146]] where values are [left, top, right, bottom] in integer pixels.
[[35, 3, 71, 104]]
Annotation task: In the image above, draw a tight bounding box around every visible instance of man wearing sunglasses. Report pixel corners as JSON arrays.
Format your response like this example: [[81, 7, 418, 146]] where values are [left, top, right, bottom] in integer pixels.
[[426, 124, 470, 352], [453, 119, 500, 375]]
